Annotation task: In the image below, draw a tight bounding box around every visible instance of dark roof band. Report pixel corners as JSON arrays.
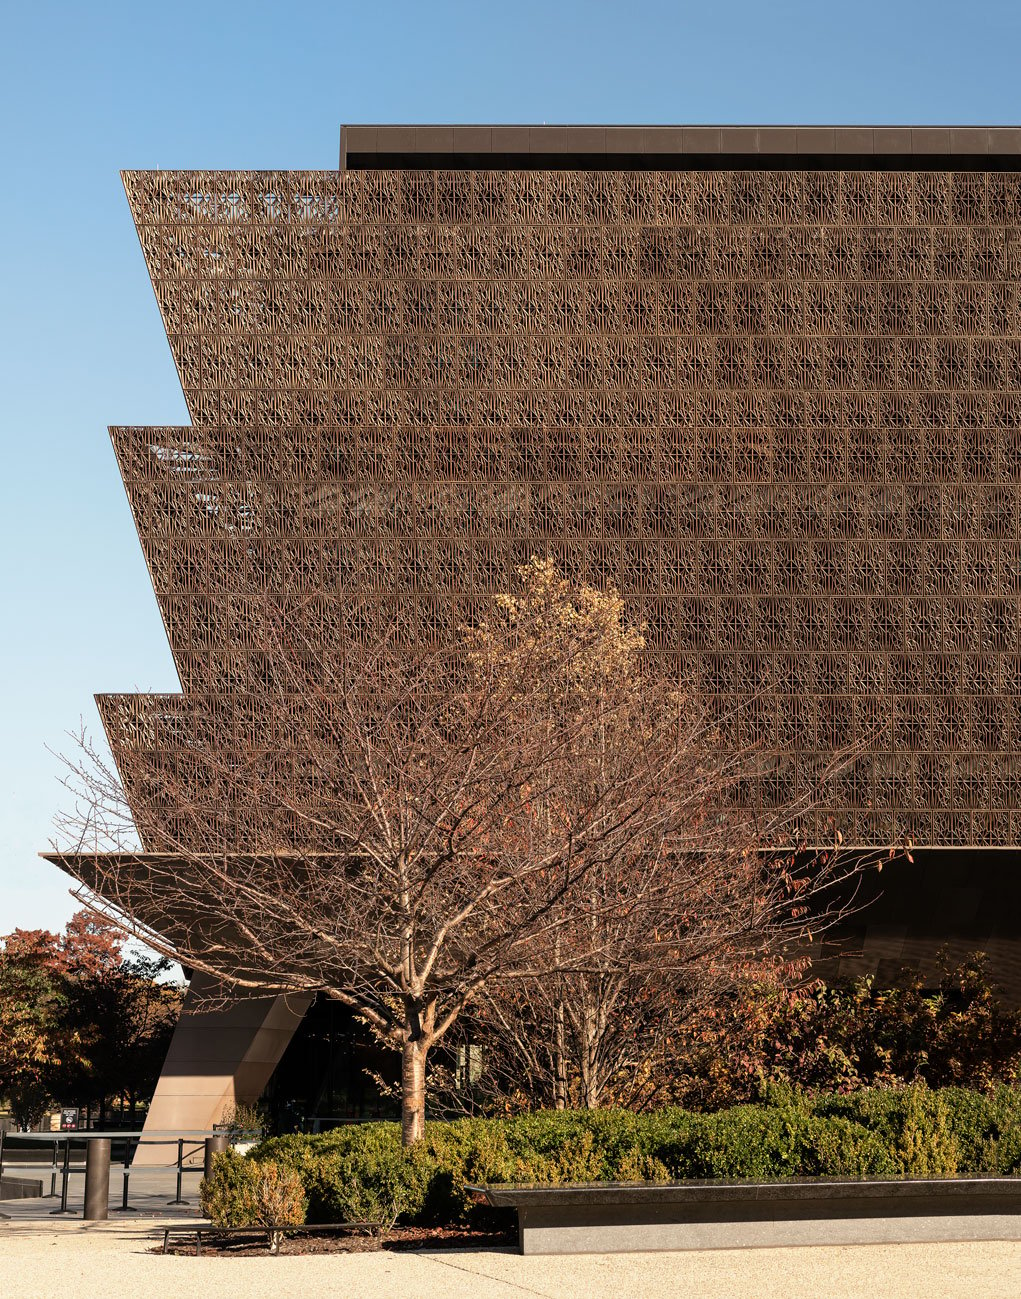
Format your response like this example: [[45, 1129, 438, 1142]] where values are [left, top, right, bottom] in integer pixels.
[[341, 125, 1021, 171]]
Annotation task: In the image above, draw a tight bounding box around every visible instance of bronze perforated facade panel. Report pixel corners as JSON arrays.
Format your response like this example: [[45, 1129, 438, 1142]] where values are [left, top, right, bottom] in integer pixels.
[[107, 154, 1021, 850]]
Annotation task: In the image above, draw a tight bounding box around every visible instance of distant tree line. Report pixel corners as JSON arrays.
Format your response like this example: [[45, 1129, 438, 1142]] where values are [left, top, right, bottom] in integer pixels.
[[0, 909, 181, 1129]]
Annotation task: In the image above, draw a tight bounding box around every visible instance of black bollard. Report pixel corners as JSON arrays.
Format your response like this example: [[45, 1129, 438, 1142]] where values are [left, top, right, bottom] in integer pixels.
[[204, 1135, 228, 1181], [83, 1139, 111, 1221]]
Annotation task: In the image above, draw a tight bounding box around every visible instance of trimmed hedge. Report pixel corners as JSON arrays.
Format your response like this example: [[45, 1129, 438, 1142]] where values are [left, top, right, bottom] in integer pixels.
[[229, 1083, 1021, 1229]]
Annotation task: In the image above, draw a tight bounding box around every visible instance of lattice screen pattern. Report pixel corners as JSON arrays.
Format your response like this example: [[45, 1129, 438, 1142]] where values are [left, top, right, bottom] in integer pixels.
[[104, 167, 1021, 848]]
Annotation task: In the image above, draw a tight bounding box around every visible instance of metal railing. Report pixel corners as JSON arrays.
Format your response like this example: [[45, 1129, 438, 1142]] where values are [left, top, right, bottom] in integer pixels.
[[0, 1130, 229, 1218]]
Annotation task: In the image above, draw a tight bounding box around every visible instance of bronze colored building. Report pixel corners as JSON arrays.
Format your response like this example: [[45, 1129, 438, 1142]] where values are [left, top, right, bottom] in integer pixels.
[[49, 126, 1021, 1140]]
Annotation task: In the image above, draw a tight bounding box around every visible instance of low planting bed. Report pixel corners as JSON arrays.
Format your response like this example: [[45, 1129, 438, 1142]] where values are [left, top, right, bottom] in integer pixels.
[[201, 1084, 1021, 1252], [161, 1222, 375, 1256], [159, 1224, 515, 1257]]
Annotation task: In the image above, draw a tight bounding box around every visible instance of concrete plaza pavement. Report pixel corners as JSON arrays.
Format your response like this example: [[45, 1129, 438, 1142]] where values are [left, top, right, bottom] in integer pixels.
[[0, 1163, 206, 1222], [4, 1166, 1019, 1298], [1, 1217, 1020, 1299]]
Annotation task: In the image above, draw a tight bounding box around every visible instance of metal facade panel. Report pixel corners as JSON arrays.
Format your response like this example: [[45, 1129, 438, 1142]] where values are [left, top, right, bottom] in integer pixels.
[[111, 166, 1021, 847]]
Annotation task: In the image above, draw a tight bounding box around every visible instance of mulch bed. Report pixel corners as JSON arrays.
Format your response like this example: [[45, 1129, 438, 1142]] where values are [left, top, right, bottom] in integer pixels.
[[158, 1224, 516, 1257]]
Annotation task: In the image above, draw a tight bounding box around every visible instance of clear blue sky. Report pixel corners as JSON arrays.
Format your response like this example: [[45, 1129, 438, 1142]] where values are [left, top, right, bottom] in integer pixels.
[[3, 0, 1020, 933]]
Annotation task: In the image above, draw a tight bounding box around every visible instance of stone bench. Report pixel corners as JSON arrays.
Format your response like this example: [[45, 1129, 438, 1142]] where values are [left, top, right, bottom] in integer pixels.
[[468, 1176, 1021, 1255]]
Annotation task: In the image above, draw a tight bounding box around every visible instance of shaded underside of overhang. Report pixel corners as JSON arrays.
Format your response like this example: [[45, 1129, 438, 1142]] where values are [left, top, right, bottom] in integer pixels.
[[42, 850, 352, 992], [44, 847, 1021, 998]]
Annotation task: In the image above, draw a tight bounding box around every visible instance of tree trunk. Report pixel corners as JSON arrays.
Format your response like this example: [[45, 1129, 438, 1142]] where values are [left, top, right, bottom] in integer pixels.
[[401, 1038, 428, 1145], [553, 997, 568, 1109], [580, 998, 602, 1109]]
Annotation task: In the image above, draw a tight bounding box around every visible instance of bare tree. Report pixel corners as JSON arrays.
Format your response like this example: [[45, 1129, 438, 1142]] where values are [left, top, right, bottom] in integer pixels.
[[435, 563, 891, 1113], [447, 867, 821, 1114], [53, 560, 881, 1141]]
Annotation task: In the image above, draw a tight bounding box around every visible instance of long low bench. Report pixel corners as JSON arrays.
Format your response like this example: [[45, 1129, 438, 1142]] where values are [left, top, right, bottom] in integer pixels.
[[469, 1176, 1021, 1255]]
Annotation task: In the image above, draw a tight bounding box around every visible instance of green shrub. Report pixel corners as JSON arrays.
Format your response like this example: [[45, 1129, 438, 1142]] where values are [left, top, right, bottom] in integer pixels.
[[255, 1123, 434, 1229], [814, 1082, 1009, 1175], [897, 1086, 959, 1177], [246, 1084, 1021, 1229], [980, 1085, 1021, 1174], [806, 1116, 899, 1177], [200, 1149, 307, 1252]]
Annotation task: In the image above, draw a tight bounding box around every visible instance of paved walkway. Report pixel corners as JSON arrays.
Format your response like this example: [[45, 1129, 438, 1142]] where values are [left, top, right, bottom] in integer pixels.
[[1, 1219, 1019, 1299], [1, 1165, 203, 1222]]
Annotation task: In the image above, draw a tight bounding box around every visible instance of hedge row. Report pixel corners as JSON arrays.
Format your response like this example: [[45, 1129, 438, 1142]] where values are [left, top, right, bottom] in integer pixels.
[[214, 1084, 1021, 1229]]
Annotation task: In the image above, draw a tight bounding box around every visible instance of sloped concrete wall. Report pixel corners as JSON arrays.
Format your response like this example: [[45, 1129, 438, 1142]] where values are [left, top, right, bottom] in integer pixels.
[[132, 972, 312, 1165]]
